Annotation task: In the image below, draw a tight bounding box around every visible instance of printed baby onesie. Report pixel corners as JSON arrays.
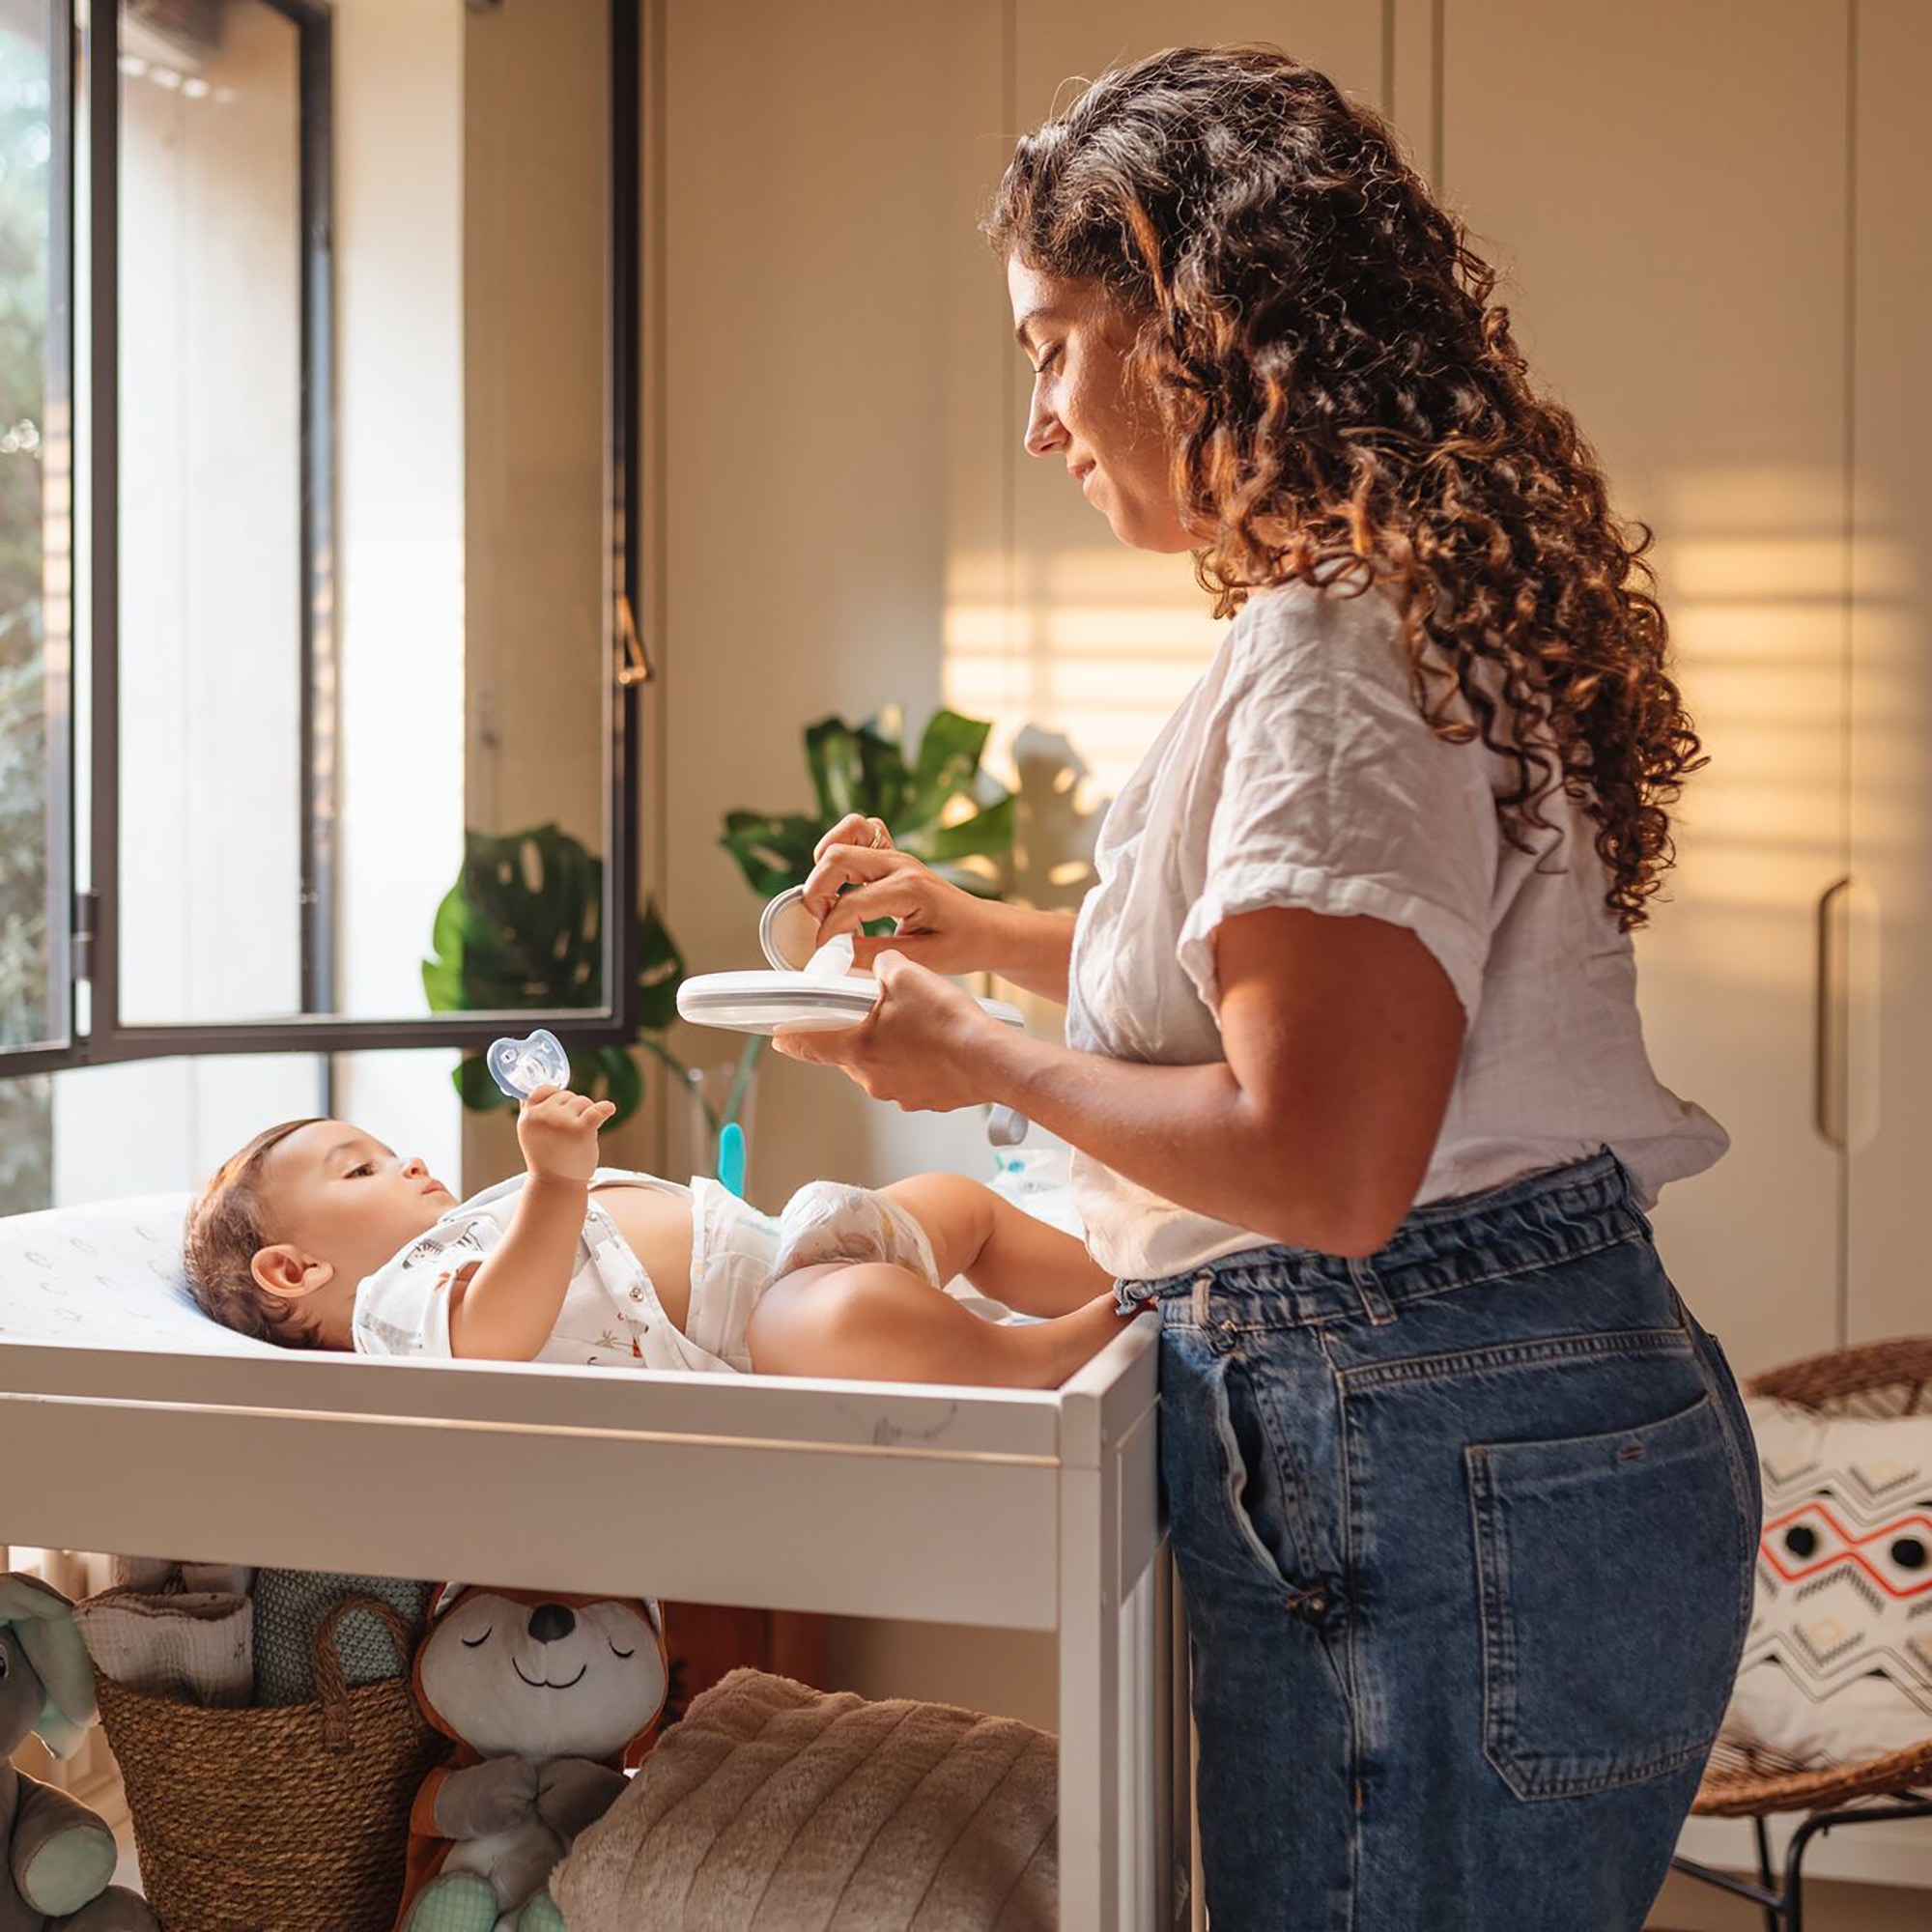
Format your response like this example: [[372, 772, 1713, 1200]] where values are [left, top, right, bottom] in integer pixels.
[[352, 1167, 944, 1373]]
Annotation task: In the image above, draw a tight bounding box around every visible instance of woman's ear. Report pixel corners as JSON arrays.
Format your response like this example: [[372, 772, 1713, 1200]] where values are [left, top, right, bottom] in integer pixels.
[[250, 1243, 335, 1301]]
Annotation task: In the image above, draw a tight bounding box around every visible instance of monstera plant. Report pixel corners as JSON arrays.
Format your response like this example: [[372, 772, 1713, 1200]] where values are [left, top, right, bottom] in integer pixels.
[[421, 823, 683, 1129], [426, 705, 1016, 1145], [721, 705, 1014, 902]]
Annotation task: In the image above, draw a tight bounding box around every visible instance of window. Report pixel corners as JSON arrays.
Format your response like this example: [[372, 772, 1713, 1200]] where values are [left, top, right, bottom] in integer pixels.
[[0, 0, 643, 1204]]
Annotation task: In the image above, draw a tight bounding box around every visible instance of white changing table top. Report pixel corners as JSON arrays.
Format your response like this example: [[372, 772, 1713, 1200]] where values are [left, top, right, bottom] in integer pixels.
[[0, 1321, 1160, 1630]]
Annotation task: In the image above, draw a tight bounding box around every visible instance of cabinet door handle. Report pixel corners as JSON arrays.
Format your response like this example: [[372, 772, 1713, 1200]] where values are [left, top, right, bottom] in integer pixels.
[[1815, 874, 1852, 1149]]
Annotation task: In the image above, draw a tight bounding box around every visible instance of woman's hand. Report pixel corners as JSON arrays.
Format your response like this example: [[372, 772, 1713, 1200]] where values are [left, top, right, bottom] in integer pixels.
[[771, 951, 1006, 1112], [803, 813, 1006, 975]]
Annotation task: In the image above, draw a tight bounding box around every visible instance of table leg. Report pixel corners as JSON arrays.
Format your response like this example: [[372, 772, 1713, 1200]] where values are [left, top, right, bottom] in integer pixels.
[[1059, 1458, 1120, 1929]]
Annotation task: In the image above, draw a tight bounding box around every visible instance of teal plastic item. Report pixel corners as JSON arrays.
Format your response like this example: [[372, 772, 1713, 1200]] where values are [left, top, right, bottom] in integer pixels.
[[718, 1121, 747, 1197]]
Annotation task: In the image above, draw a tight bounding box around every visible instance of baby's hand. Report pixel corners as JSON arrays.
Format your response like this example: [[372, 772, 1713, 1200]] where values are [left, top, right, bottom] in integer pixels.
[[517, 1084, 617, 1186]]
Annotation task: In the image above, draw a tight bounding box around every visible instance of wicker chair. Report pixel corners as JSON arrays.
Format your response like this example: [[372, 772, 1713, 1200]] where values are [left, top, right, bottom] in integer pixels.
[[1668, 1337, 1932, 1932]]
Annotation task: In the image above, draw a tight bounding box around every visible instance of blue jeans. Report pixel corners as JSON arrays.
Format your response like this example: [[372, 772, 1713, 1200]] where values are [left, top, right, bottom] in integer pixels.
[[1116, 1147, 1760, 1932]]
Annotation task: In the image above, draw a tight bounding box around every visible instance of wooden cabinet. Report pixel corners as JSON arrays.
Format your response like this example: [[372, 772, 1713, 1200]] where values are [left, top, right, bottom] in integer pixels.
[[1844, 0, 1932, 1349]]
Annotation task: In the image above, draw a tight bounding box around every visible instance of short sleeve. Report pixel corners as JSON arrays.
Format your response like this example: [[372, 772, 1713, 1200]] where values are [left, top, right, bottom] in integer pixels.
[[351, 1222, 485, 1357], [1174, 590, 1497, 1027]]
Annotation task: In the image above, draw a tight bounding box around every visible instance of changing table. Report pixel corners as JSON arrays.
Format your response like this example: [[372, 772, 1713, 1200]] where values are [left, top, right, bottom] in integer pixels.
[[0, 1317, 1193, 1928]]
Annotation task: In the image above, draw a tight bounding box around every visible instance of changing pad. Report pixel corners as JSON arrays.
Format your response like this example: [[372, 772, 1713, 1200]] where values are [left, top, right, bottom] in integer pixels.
[[0, 1165, 1083, 1357], [0, 1189, 278, 1355]]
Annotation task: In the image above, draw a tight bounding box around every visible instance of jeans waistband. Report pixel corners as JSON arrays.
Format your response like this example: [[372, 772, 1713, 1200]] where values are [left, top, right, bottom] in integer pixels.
[[1121, 1146, 1651, 1328]]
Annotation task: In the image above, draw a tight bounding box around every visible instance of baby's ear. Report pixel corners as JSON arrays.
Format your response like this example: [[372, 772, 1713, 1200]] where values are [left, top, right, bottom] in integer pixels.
[[251, 1243, 333, 1300]]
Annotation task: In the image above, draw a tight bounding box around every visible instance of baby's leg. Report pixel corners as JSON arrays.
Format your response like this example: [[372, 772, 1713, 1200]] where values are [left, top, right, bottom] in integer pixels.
[[746, 1261, 1131, 1388], [879, 1172, 1115, 1318]]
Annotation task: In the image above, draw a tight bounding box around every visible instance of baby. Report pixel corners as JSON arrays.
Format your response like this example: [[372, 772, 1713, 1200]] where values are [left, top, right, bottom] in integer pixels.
[[184, 1083, 1130, 1387]]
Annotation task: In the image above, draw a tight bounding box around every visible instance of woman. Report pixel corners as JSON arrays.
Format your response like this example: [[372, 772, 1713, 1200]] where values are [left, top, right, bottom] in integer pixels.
[[773, 45, 1758, 1931]]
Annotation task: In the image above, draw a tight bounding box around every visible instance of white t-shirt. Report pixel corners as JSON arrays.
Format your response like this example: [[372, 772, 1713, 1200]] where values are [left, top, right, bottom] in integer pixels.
[[1065, 576, 1729, 1282]]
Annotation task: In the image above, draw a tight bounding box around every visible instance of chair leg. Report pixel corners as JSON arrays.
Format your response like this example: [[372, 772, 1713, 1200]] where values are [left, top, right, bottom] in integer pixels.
[[1752, 1815, 1779, 1932], [1782, 1811, 1826, 1932]]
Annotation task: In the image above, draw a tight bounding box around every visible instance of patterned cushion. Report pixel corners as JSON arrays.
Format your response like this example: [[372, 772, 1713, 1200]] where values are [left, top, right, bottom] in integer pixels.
[[1721, 1396, 1932, 1767], [251, 1569, 435, 1708]]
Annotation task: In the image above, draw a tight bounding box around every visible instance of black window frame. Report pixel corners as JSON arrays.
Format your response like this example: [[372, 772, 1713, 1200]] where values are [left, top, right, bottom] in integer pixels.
[[0, 0, 643, 1078]]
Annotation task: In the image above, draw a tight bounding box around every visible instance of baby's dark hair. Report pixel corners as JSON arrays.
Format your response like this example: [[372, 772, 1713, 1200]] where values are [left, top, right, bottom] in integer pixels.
[[183, 1119, 327, 1349]]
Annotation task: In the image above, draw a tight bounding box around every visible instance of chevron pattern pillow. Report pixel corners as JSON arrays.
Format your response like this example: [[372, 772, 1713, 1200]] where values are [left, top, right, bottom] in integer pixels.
[[1721, 1395, 1932, 1768]]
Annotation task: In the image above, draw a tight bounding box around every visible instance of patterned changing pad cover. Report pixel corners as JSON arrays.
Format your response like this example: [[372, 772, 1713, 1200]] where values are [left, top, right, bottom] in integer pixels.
[[0, 1188, 277, 1354]]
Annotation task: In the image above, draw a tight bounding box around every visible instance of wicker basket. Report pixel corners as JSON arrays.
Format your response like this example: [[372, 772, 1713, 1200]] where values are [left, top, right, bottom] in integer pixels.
[[94, 1593, 445, 1932]]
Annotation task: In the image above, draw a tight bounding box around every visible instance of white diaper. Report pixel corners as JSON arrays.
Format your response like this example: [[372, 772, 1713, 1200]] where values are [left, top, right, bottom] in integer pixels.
[[684, 1178, 943, 1373]]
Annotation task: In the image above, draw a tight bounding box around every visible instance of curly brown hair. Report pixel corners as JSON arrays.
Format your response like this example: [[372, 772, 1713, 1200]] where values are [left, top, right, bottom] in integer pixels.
[[983, 44, 1705, 929], [182, 1119, 327, 1348]]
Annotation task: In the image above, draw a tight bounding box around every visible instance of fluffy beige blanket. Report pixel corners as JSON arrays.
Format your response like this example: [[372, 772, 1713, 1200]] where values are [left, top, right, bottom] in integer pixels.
[[552, 1668, 1057, 1930]]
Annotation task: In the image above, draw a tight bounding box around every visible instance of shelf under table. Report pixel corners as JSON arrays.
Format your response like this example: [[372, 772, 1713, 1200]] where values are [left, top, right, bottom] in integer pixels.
[[0, 1313, 1190, 1929]]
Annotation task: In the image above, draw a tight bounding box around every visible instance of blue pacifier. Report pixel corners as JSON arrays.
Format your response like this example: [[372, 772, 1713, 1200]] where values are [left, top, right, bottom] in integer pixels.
[[487, 1027, 570, 1101]]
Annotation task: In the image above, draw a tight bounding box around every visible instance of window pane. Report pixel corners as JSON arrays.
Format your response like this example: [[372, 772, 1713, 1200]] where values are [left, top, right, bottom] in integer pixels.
[[116, 0, 302, 1025], [0, 5, 65, 1059], [114, 0, 616, 1031]]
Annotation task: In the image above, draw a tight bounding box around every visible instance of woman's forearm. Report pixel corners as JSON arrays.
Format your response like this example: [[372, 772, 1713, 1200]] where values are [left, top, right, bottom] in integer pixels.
[[982, 1029, 1366, 1258], [983, 902, 1077, 1004], [449, 1175, 585, 1358]]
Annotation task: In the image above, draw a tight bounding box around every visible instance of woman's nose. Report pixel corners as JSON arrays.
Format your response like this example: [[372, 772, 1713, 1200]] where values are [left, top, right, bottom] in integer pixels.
[[401, 1156, 428, 1179], [1024, 391, 1064, 459]]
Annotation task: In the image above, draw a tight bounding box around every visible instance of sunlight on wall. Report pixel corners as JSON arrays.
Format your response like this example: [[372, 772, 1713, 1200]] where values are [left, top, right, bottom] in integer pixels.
[[941, 467, 1916, 1027], [942, 546, 1222, 812]]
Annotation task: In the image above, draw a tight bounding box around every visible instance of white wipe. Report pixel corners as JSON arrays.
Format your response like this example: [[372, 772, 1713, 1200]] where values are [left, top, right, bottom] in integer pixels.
[[801, 931, 857, 981]]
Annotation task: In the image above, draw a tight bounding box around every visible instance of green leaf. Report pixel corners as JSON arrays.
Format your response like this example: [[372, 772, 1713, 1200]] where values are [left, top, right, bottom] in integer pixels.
[[907, 708, 992, 826], [854, 720, 913, 822], [805, 718, 865, 821], [428, 824, 608, 1012], [420, 957, 466, 1011], [638, 895, 685, 1034], [904, 792, 1016, 864], [599, 1047, 644, 1129], [453, 1054, 517, 1112], [719, 811, 820, 898]]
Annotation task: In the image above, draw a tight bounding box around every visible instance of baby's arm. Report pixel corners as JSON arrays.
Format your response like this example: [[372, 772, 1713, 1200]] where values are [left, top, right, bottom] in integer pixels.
[[447, 1085, 616, 1359]]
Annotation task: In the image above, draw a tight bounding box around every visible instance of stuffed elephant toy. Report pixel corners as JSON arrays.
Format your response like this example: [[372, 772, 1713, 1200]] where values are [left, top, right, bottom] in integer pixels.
[[0, 1576, 156, 1932]]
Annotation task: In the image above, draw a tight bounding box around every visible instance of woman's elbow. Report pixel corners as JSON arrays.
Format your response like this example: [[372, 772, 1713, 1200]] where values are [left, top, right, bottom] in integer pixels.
[[1241, 1165, 1410, 1260]]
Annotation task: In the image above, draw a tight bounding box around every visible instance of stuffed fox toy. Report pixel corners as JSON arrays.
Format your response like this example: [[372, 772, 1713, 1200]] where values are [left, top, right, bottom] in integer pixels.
[[393, 1586, 668, 1932]]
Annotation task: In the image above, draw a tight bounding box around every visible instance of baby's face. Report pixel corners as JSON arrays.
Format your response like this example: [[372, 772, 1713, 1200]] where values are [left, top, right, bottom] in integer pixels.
[[258, 1121, 456, 1290]]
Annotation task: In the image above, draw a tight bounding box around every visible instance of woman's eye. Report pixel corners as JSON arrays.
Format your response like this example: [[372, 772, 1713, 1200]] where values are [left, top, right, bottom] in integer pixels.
[[1031, 345, 1061, 379], [348, 1163, 374, 1179]]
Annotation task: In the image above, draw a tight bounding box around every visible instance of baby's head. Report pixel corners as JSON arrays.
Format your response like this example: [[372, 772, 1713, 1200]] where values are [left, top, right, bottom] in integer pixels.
[[184, 1120, 457, 1349]]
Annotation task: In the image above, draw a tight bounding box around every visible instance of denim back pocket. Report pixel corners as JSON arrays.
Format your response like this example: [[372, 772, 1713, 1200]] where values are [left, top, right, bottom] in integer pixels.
[[1465, 1391, 1751, 1801]]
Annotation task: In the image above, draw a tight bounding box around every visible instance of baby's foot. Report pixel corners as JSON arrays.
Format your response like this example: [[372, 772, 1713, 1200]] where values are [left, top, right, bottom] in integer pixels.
[[772, 1181, 940, 1286]]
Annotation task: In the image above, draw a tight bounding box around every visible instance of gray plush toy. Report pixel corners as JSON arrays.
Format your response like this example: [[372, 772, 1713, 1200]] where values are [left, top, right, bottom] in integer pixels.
[[0, 1576, 156, 1932]]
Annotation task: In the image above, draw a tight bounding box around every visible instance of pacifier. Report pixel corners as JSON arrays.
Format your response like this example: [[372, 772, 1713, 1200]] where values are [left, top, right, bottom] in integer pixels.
[[486, 1027, 570, 1101]]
